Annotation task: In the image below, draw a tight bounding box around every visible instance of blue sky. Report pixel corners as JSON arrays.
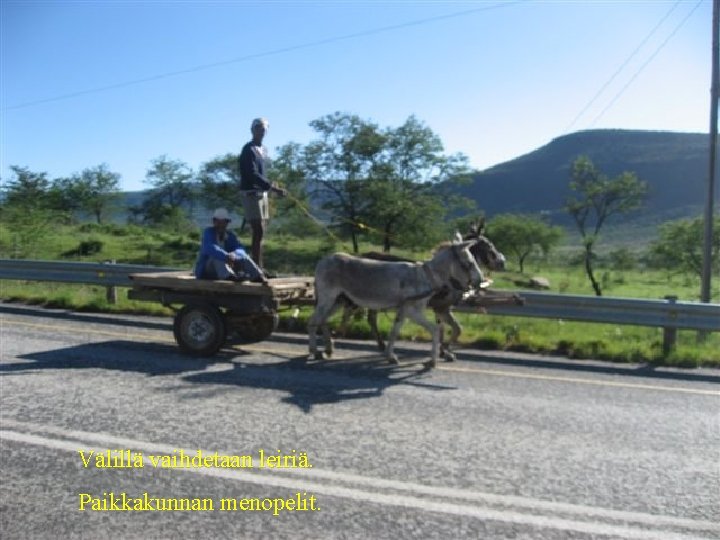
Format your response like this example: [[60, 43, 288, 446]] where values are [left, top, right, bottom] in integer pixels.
[[0, 0, 713, 192]]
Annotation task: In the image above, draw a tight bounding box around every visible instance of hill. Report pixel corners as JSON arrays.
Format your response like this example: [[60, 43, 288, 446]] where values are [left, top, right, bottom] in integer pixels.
[[461, 129, 711, 225]]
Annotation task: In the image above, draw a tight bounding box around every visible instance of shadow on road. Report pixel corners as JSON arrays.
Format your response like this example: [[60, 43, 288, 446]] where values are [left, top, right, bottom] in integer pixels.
[[271, 334, 720, 386], [5, 340, 230, 377], [179, 354, 454, 413], [4, 339, 454, 412]]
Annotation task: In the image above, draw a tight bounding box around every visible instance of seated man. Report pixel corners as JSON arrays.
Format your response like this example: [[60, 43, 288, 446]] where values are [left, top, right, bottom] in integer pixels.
[[193, 208, 267, 284]]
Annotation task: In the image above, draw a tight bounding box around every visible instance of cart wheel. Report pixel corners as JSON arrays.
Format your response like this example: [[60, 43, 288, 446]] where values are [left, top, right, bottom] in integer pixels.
[[231, 312, 279, 343], [173, 304, 226, 357]]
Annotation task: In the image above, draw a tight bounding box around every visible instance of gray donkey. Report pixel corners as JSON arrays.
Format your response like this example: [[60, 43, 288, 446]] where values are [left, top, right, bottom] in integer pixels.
[[308, 237, 484, 368], [339, 224, 506, 361]]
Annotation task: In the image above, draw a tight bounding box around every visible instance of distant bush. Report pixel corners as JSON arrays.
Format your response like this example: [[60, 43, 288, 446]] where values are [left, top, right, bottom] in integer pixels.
[[77, 223, 102, 233], [608, 248, 637, 270], [61, 239, 104, 257], [77, 223, 138, 236]]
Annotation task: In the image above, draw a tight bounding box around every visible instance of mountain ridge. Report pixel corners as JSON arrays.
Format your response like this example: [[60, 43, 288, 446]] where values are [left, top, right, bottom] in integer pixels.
[[462, 129, 712, 223]]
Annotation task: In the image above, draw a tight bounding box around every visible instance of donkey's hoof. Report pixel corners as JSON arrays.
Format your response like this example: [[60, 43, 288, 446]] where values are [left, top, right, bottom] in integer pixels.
[[387, 353, 399, 365], [442, 351, 456, 362], [424, 359, 437, 369], [309, 351, 326, 361]]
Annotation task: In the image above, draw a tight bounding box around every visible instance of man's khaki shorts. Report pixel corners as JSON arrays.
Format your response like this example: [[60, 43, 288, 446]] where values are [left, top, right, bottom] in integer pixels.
[[241, 191, 269, 221]]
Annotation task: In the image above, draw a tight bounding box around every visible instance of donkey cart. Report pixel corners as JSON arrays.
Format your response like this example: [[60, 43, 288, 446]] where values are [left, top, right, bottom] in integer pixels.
[[128, 271, 314, 357]]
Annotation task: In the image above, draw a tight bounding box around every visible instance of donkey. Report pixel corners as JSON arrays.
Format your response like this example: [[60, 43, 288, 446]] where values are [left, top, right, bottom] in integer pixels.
[[339, 223, 506, 361], [307, 238, 484, 368]]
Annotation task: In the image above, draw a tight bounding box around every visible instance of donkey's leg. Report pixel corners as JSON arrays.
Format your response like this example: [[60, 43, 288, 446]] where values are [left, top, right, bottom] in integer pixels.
[[321, 300, 343, 358], [337, 303, 353, 338], [438, 310, 461, 362], [307, 295, 340, 360], [307, 308, 323, 360], [367, 310, 386, 351], [435, 310, 447, 360], [406, 304, 440, 368], [384, 306, 406, 364]]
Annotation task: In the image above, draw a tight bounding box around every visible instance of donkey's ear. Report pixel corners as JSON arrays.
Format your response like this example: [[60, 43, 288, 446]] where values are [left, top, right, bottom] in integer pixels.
[[476, 216, 486, 234], [452, 231, 463, 244]]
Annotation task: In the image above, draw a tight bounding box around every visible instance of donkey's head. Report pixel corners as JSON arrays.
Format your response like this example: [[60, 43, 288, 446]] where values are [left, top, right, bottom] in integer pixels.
[[462, 218, 506, 271], [441, 236, 485, 289]]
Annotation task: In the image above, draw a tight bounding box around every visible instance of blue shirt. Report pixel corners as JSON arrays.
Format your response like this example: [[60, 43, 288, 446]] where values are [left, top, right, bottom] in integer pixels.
[[194, 226, 249, 278]]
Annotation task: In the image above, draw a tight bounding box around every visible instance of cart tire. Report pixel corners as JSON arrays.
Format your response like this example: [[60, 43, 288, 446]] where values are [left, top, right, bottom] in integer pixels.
[[173, 304, 226, 357], [231, 312, 279, 343]]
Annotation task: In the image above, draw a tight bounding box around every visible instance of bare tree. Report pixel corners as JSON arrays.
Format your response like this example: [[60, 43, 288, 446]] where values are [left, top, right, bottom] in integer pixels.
[[565, 156, 647, 296]]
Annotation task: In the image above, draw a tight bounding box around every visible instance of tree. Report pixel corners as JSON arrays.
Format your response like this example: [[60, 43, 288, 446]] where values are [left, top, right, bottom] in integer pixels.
[[363, 116, 474, 252], [303, 112, 385, 252], [0, 166, 61, 257], [198, 153, 243, 212], [486, 213, 563, 273], [2, 165, 53, 210], [52, 164, 121, 224], [267, 142, 321, 236], [131, 156, 195, 226], [565, 156, 647, 296], [302, 112, 474, 253], [650, 215, 720, 278]]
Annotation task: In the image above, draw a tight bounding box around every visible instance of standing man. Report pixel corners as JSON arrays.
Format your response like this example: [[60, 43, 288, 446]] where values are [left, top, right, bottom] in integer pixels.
[[238, 117, 286, 272]]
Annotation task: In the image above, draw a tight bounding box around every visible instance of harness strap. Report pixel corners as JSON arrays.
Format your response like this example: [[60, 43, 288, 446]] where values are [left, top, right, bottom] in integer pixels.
[[399, 249, 476, 303], [423, 263, 444, 290]]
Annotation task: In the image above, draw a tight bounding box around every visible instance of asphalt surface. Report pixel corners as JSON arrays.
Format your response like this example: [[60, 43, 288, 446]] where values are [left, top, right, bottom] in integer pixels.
[[1, 303, 719, 540]]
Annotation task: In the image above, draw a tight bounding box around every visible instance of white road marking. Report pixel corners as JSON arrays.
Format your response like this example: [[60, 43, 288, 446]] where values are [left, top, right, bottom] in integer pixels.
[[1, 420, 717, 539]]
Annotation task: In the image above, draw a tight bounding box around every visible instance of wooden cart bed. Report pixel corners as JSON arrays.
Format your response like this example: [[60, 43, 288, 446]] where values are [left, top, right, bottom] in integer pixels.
[[129, 271, 314, 302]]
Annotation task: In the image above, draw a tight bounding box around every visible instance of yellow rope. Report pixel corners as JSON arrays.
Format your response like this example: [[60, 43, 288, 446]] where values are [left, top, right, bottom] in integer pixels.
[[279, 183, 404, 250], [282, 190, 348, 249]]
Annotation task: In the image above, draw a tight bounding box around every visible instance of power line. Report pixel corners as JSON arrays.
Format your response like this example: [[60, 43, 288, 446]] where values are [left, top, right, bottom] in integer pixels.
[[588, 0, 704, 128], [564, 0, 683, 133], [2, 1, 525, 112]]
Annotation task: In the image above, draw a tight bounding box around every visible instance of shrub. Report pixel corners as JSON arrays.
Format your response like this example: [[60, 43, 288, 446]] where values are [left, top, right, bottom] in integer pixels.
[[79, 240, 104, 255], [61, 239, 104, 257]]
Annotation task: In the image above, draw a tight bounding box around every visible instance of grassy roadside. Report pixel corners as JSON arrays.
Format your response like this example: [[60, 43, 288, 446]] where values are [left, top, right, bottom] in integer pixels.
[[1, 224, 718, 367]]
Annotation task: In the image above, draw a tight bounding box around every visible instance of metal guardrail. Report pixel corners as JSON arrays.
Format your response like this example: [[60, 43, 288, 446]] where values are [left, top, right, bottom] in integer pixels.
[[457, 291, 720, 332], [0, 259, 178, 287], [1, 259, 718, 352]]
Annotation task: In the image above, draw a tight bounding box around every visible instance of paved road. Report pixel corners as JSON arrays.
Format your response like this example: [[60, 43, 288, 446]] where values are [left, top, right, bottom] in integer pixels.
[[1, 304, 719, 540]]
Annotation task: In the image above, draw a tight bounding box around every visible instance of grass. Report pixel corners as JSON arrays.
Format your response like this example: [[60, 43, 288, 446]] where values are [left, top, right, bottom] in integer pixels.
[[489, 265, 714, 303], [1, 222, 718, 367]]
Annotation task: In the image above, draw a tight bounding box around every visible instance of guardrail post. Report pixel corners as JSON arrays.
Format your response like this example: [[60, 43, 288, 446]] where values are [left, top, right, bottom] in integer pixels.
[[105, 260, 117, 304], [662, 295, 678, 356]]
